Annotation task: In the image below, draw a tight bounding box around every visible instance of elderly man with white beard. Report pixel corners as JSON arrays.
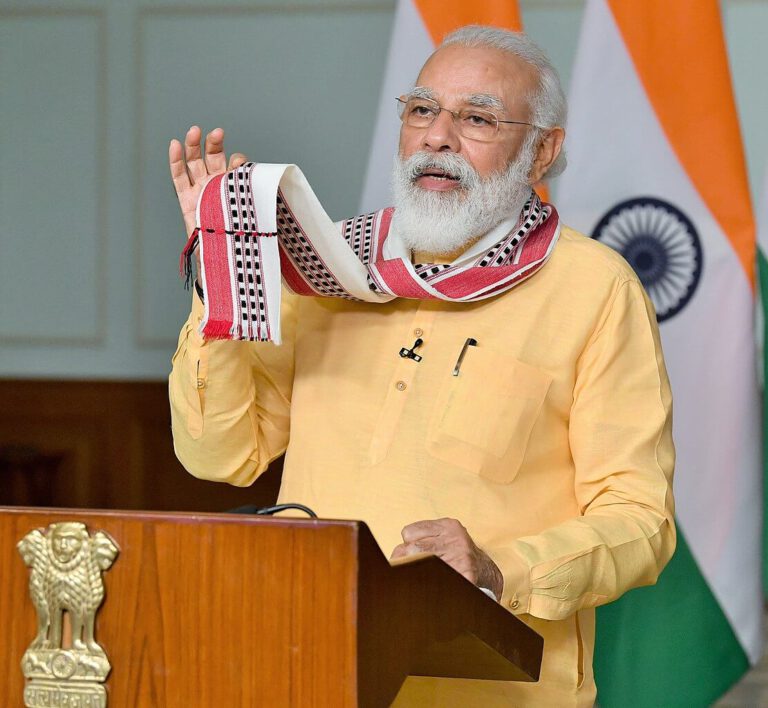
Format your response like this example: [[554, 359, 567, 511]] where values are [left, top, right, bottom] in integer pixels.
[[168, 25, 675, 707]]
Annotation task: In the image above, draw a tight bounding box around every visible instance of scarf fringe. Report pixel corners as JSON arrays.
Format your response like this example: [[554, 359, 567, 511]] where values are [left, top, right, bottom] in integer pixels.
[[202, 320, 237, 340]]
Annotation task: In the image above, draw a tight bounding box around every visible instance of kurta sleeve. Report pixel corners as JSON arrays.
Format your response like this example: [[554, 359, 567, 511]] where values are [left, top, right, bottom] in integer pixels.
[[487, 278, 676, 620], [169, 288, 298, 487]]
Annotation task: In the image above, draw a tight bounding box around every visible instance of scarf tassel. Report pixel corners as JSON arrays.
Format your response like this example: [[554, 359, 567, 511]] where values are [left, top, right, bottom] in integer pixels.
[[180, 227, 200, 290]]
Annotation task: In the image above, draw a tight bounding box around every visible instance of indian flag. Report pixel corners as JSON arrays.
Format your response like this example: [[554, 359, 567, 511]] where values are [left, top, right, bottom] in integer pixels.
[[359, 0, 521, 214], [557, 1, 763, 705]]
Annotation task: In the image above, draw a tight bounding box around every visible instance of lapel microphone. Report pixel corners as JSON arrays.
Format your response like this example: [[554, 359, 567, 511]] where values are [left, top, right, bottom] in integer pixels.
[[399, 338, 424, 362]]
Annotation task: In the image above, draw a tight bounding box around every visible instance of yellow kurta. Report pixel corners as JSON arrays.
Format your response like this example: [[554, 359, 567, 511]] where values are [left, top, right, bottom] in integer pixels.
[[169, 226, 676, 707]]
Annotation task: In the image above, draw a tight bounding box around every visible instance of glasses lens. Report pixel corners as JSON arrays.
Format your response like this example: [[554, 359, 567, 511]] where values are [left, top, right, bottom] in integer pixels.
[[457, 109, 498, 141], [398, 98, 439, 127]]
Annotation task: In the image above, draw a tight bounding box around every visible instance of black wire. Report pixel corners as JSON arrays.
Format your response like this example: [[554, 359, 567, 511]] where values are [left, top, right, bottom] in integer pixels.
[[227, 503, 317, 518], [256, 503, 318, 518]]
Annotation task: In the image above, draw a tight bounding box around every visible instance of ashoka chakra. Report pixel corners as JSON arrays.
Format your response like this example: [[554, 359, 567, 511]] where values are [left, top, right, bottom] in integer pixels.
[[591, 197, 703, 322]]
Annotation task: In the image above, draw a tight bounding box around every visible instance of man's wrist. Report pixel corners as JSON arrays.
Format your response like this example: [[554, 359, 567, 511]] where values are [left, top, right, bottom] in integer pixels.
[[478, 549, 504, 599]]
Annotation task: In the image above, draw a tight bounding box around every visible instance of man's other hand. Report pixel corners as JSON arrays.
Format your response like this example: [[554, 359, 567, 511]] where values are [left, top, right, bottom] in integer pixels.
[[391, 518, 503, 599], [169, 126, 248, 238]]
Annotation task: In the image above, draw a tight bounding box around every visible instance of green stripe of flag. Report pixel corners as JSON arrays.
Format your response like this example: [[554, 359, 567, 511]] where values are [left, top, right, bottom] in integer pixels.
[[760, 248, 768, 597], [594, 528, 748, 707]]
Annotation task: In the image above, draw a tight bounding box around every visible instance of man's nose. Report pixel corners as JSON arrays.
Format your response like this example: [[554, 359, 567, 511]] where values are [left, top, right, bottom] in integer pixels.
[[422, 109, 461, 153]]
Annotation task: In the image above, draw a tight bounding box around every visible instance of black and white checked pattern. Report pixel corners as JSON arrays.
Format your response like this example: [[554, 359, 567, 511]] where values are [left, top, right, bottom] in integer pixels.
[[228, 166, 257, 230], [341, 212, 377, 264], [232, 235, 270, 340], [409, 194, 551, 283], [478, 195, 550, 268], [276, 190, 356, 299], [228, 168, 270, 340], [414, 263, 453, 280]]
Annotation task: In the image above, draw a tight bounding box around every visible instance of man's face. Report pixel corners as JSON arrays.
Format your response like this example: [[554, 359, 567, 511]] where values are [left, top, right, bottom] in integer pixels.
[[398, 44, 540, 186]]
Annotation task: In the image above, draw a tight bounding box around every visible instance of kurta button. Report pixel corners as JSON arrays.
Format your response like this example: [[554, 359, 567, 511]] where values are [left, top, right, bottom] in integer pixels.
[[414, 328, 424, 337], [395, 381, 407, 391], [196, 378, 206, 389], [510, 599, 520, 610]]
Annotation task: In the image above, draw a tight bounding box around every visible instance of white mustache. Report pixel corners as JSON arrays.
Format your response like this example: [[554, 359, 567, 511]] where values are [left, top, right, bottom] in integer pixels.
[[402, 152, 479, 187]]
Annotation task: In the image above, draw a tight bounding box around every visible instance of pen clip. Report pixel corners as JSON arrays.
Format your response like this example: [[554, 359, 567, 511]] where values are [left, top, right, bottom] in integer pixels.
[[452, 338, 477, 376]]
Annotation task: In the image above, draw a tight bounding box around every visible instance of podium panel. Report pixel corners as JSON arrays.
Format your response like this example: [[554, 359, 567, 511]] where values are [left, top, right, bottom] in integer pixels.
[[0, 507, 542, 707]]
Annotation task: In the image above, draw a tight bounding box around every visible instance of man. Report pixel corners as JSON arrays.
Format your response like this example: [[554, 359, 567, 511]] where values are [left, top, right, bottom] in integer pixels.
[[169, 25, 675, 707]]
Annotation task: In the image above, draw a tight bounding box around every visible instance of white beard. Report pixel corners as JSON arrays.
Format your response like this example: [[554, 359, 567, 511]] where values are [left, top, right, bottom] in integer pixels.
[[391, 134, 537, 255]]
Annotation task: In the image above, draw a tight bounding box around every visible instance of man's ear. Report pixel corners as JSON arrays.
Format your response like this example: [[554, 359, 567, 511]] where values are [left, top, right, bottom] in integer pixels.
[[529, 127, 565, 184]]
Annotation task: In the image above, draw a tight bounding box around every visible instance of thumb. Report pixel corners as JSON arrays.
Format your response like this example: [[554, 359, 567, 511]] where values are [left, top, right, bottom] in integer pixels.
[[228, 153, 248, 170], [390, 543, 408, 559]]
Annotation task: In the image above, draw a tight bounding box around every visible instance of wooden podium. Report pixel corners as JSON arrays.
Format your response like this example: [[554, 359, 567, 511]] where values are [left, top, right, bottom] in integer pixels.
[[0, 507, 542, 707]]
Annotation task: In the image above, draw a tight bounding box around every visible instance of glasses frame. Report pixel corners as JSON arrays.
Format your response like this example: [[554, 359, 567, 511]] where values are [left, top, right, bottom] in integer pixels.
[[396, 96, 540, 141]]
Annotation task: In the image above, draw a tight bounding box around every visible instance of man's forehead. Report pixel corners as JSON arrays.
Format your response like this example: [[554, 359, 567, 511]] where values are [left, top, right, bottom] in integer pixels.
[[414, 44, 537, 111]]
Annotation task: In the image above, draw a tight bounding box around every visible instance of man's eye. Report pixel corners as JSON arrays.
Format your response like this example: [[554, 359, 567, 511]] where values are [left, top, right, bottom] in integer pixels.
[[464, 113, 494, 127], [410, 104, 435, 117]]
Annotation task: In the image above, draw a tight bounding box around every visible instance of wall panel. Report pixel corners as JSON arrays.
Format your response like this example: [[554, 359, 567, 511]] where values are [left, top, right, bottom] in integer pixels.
[[0, 12, 105, 344]]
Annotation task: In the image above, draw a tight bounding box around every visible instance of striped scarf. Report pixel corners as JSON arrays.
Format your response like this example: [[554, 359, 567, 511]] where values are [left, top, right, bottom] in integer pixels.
[[181, 162, 560, 343]]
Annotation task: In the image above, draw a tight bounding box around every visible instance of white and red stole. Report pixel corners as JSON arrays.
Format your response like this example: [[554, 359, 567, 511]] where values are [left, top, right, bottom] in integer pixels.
[[181, 163, 560, 343]]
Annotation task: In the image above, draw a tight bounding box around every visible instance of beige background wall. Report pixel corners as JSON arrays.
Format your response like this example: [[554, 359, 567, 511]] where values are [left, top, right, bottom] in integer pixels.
[[1, 0, 765, 379]]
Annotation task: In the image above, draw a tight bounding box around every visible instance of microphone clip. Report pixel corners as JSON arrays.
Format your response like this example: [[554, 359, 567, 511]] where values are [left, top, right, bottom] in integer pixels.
[[399, 338, 423, 362]]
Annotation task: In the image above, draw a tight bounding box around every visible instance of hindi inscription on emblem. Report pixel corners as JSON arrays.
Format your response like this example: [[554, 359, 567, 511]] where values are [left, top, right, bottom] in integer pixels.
[[17, 522, 119, 708]]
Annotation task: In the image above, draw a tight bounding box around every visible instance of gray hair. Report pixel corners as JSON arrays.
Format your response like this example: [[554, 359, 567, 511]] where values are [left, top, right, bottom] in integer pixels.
[[441, 25, 567, 178]]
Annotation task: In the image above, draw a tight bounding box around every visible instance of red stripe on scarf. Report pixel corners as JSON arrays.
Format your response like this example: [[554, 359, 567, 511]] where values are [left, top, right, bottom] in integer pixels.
[[374, 260, 437, 299], [434, 211, 559, 299], [279, 246, 320, 296], [200, 174, 236, 339], [373, 207, 395, 262]]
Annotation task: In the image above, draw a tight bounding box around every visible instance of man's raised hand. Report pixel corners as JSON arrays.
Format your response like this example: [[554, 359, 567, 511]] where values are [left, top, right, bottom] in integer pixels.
[[168, 126, 248, 238]]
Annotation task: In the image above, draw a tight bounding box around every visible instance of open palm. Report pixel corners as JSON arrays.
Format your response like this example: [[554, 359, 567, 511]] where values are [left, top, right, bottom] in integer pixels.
[[168, 126, 247, 238]]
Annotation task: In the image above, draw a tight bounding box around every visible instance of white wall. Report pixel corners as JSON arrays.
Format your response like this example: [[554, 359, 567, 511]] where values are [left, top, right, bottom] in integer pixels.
[[0, 0, 765, 379]]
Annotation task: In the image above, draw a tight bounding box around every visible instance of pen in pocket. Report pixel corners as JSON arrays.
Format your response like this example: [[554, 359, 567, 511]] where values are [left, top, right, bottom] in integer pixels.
[[452, 338, 478, 376]]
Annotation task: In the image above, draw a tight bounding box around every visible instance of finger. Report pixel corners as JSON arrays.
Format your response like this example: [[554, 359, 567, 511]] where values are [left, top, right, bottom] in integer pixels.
[[390, 543, 409, 559], [397, 542, 431, 557], [417, 537, 441, 553], [228, 152, 248, 170], [204, 127, 227, 175], [401, 519, 447, 543], [169, 139, 191, 195], [435, 518, 465, 533], [184, 125, 207, 183]]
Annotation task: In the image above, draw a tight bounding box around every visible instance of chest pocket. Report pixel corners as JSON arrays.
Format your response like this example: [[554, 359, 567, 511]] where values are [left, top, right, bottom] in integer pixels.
[[427, 347, 552, 483]]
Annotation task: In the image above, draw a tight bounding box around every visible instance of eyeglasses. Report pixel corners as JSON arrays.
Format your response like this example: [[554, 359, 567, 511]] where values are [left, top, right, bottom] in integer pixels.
[[396, 96, 538, 142]]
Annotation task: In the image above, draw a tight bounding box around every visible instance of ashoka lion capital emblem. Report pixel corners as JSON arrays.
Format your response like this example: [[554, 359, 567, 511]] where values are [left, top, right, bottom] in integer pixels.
[[17, 522, 119, 708]]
